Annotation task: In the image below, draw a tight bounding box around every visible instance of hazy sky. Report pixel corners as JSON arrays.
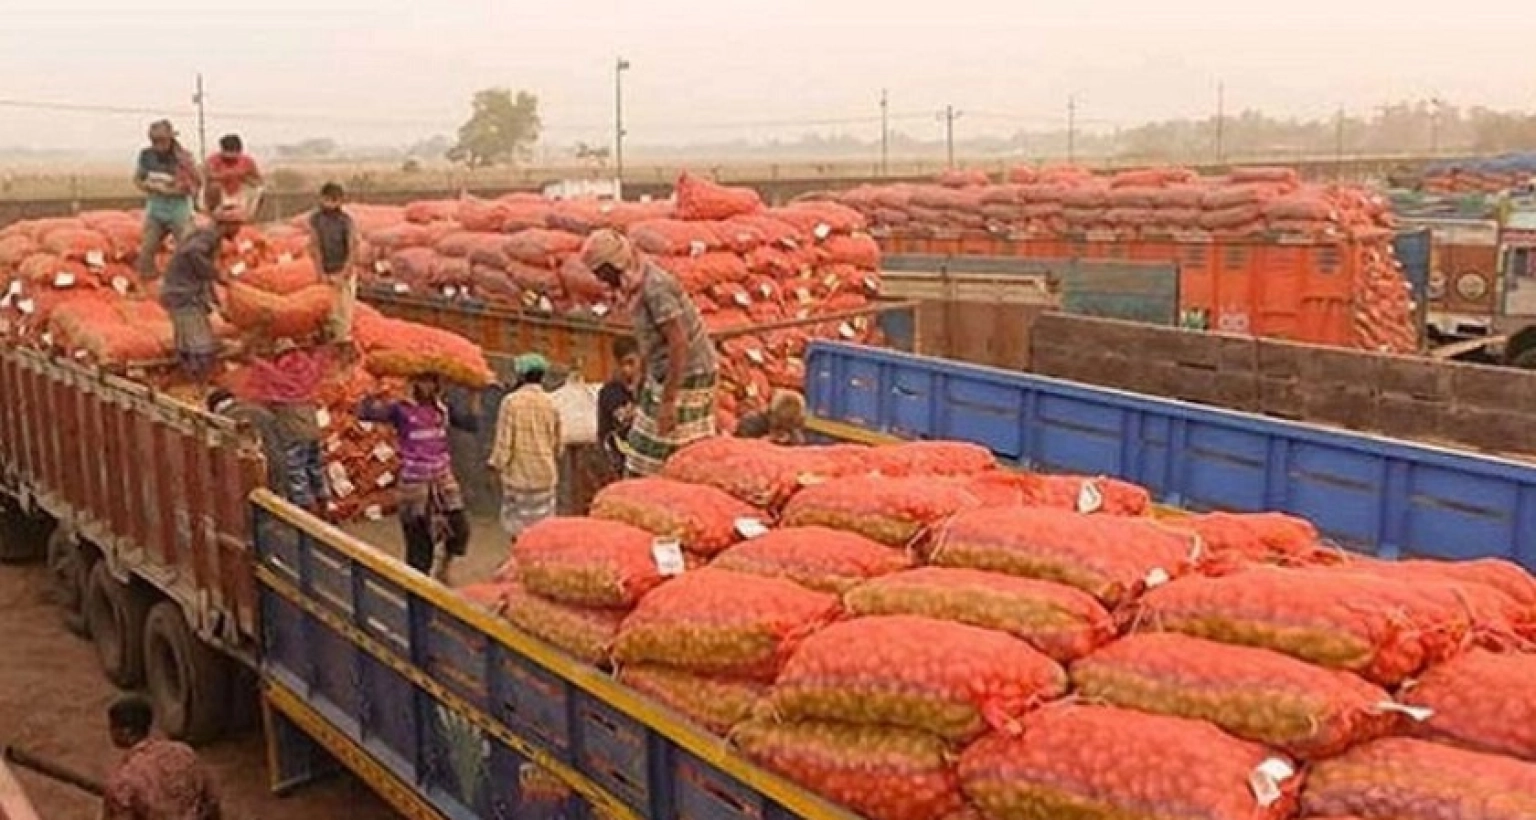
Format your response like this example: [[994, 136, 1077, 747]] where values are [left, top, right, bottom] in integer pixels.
[[1, 1, 1532, 155]]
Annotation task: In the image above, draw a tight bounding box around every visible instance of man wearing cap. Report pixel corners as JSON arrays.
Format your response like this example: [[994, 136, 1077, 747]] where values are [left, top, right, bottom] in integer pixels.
[[579, 230, 718, 477], [160, 202, 246, 383], [134, 120, 201, 279], [488, 353, 562, 542]]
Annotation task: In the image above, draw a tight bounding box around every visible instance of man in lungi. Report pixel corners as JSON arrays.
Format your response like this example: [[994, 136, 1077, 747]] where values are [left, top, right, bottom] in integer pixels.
[[488, 353, 561, 541], [580, 230, 719, 477], [159, 202, 246, 384]]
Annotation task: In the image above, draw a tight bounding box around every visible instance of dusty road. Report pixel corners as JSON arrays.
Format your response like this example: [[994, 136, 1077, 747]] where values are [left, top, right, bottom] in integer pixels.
[[0, 560, 398, 820]]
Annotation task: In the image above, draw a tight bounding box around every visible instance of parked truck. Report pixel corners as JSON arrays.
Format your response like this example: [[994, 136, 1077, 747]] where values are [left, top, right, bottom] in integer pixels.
[[6, 330, 1536, 819]]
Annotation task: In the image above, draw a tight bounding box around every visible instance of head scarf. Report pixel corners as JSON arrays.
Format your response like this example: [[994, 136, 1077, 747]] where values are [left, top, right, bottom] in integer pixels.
[[580, 229, 635, 273]]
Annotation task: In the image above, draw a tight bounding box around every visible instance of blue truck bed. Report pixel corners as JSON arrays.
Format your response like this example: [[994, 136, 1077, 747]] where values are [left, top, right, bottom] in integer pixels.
[[805, 342, 1536, 570], [257, 342, 1536, 820]]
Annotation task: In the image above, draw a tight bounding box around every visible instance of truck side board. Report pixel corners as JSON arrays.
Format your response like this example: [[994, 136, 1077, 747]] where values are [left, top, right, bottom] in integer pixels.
[[0, 347, 264, 653], [805, 341, 1536, 569], [252, 492, 860, 820]]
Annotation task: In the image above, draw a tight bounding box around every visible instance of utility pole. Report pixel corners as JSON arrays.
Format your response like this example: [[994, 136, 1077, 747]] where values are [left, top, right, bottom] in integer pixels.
[[1215, 81, 1226, 163], [938, 105, 962, 168], [1334, 106, 1346, 181], [1429, 97, 1443, 156], [1067, 95, 1077, 164], [193, 73, 208, 162], [879, 89, 889, 177], [614, 57, 631, 196]]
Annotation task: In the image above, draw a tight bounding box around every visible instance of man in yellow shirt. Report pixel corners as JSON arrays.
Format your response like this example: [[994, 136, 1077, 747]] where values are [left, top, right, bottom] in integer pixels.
[[488, 354, 562, 542]]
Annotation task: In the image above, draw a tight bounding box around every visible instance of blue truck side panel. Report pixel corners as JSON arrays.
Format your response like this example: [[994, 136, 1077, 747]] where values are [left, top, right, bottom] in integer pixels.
[[253, 499, 858, 820], [805, 342, 1536, 569]]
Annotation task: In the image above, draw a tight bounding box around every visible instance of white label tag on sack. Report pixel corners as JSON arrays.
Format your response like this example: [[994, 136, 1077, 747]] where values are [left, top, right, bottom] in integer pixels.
[[733, 292, 751, 308], [326, 462, 350, 485], [745, 382, 760, 398], [315, 408, 332, 429], [813, 223, 832, 241], [1144, 567, 1172, 589], [237, 239, 254, 253], [6, 281, 20, 296], [823, 273, 840, 289], [85, 250, 106, 268], [371, 443, 396, 462], [1372, 702, 1435, 722], [17, 298, 36, 316], [1076, 480, 1104, 514], [795, 287, 812, 304], [758, 282, 773, 298], [111, 276, 130, 296], [735, 518, 770, 539], [40, 332, 52, 346], [375, 471, 395, 489], [374, 261, 389, 273], [278, 252, 294, 264], [364, 504, 384, 521], [54, 271, 76, 288], [652, 538, 686, 577], [393, 282, 410, 294], [687, 240, 707, 258], [592, 303, 611, 318], [229, 261, 247, 277], [1247, 758, 1295, 808], [864, 276, 880, 293], [333, 478, 356, 499], [538, 295, 553, 313], [359, 421, 375, 433], [443, 286, 458, 299], [838, 322, 857, 339], [325, 437, 342, 454], [746, 348, 766, 365]]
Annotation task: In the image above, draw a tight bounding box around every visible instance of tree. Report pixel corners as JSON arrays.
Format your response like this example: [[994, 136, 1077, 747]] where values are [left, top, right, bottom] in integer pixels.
[[574, 142, 611, 167], [448, 88, 541, 168]]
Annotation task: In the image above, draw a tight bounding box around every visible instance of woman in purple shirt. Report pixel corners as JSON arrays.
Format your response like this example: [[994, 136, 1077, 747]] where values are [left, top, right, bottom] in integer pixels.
[[359, 373, 479, 580]]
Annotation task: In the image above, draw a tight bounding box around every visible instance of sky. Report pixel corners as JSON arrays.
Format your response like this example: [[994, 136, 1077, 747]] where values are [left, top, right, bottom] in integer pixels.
[[1, 1, 1532, 157]]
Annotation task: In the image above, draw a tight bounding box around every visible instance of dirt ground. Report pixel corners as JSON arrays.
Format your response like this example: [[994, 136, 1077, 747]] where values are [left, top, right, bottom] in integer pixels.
[[0, 564, 399, 820], [343, 511, 509, 587]]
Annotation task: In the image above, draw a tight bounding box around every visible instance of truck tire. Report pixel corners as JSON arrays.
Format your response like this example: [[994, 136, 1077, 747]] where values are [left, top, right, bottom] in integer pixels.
[[143, 602, 231, 745], [47, 528, 89, 636], [1511, 347, 1536, 370], [85, 562, 152, 688], [0, 496, 49, 564]]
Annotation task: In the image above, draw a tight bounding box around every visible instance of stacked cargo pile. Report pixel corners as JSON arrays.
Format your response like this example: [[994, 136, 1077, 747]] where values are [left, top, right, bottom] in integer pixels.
[[461, 435, 1536, 820], [1421, 154, 1536, 195], [823, 165, 1418, 354], [0, 211, 494, 524], [348, 174, 887, 430]]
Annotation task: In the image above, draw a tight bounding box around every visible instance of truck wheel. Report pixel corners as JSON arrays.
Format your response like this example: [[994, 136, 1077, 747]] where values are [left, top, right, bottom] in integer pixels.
[[0, 496, 48, 563], [46, 528, 89, 636], [85, 562, 152, 688], [143, 602, 231, 745], [1511, 347, 1536, 370]]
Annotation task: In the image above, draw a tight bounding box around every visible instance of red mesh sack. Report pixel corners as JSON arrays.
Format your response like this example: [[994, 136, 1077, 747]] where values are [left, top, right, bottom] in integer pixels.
[[1023, 473, 1151, 515], [674, 172, 763, 221], [781, 475, 982, 548], [240, 259, 321, 295], [0, 234, 36, 267], [455, 197, 510, 232], [457, 583, 505, 610], [844, 568, 1114, 662], [1231, 167, 1300, 186], [769, 203, 866, 236], [1132, 567, 1480, 686], [951, 472, 1043, 507], [1302, 738, 1536, 820], [225, 282, 334, 338], [557, 256, 607, 302], [936, 169, 990, 188], [629, 220, 722, 256], [1073, 633, 1399, 758], [403, 199, 458, 223], [1402, 649, 1536, 761], [367, 223, 433, 251], [863, 441, 996, 478], [619, 665, 766, 734], [772, 615, 1065, 741], [655, 252, 749, 291], [353, 313, 494, 387], [41, 227, 111, 262], [242, 348, 329, 405], [711, 526, 912, 594], [929, 507, 1196, 606], [504, 228, 584, 267], [613, 568, 838, 680], [589, 477, 761, 556], [1182, 511, 1326, 573], [506, 262, 562, 297], [662, 438, 864, 509], [723, 214, 804, 248], [504, 517, 664, 608], [499, 580, 624, 665], [385, 247, 439, 285], [1201, 204, 1265, 231], [816, 234, 880, 269], [1340, 557, 1536, 610], [49, 298, 172, 363], [733, 720, 961, 820], [960, 706, 1299, 820]]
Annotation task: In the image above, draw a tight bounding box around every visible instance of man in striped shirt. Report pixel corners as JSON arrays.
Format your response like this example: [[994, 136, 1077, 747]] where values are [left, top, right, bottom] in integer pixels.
[[580, 230, 718, 477], [488, 354, 561, 542]]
